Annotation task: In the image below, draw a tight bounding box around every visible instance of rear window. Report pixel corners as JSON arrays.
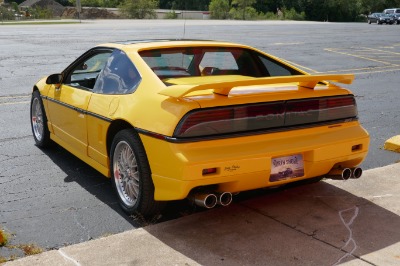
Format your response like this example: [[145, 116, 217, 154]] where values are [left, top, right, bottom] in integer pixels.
[[139, 47, 302, 82]]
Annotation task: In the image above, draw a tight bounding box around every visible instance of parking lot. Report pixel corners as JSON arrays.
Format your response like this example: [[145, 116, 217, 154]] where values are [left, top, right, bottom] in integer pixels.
[[0, 20, 399, 263]]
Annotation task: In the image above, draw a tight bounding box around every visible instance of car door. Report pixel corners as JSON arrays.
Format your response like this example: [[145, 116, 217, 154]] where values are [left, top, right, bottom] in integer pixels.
[[46, 49, 113, 157], [86, 49, 142, 168]]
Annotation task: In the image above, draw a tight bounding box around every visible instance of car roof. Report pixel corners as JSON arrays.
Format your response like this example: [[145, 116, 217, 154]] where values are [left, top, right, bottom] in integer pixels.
[[97, 39, 252, 52]]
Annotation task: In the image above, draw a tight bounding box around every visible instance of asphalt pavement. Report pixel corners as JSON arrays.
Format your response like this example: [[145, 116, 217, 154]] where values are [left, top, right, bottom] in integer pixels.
[[4, 163, 400, 266]]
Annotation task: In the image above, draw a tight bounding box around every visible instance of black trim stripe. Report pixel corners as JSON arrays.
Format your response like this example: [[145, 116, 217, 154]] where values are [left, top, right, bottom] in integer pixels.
[[42, 96, 112, 123]]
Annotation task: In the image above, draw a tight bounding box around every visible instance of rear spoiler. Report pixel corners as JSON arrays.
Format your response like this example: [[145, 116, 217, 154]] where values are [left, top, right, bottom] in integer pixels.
[[158, 74, 354, 98]]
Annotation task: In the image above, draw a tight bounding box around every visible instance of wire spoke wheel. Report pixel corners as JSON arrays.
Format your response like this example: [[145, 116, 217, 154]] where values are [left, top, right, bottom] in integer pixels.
[[31, 97, 44, 142], [113, 141, 140, 207], [30, 90, 51, 148], [110, 129, 165, 217]]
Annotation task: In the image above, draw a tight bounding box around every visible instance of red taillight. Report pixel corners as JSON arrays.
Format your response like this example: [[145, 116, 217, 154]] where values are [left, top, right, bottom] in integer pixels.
[[285, 96, 357, 126], [176, 109, 234, 136], [175, 102, 285, 137], [174, 96, 357, 138]]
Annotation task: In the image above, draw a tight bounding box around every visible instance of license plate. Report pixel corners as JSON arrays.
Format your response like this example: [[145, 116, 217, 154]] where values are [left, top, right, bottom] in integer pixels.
[[270, 154, 304, 182]]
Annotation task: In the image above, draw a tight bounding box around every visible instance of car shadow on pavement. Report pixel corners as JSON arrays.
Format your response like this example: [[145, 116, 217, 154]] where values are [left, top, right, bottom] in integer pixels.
[[144, 178, 400, 265], [1, 140, 145, 260], [41, 144, 200, 226], [40, 145, 142, 226]]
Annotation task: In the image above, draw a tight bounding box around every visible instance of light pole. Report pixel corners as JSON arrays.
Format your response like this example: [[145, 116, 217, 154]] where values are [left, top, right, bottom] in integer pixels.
[[76, 0, 81, 22]]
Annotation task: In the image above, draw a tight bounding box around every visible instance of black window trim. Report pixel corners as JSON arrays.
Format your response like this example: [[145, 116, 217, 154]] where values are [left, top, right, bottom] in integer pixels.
[[62, 47, 115, 86]]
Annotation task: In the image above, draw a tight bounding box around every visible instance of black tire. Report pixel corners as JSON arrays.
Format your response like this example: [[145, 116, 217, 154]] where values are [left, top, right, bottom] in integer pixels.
[[30, 90, 52, 148], [110, 129, 165, 217]]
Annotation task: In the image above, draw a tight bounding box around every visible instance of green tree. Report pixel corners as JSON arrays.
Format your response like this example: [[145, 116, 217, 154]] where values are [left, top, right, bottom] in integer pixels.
[[358, 0, 400, 14], [209, 0, 230, 19], [275, 7, 305, 20], [165, 9, 178, 18], [159, 0, 210, 10], [67, 0, 126, 7], [30, 6, 54, 19], [119, 0, 159, 18], [230, 0, 256, 19], [0, 6, 14, 20]]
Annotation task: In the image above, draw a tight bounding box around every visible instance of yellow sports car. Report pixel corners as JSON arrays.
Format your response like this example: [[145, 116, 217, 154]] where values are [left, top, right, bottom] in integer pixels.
[[30, 40, 369, 217]]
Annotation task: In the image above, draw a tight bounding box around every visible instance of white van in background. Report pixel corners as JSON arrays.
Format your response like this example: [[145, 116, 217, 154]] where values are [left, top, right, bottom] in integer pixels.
[[383, 8, 400, 14]]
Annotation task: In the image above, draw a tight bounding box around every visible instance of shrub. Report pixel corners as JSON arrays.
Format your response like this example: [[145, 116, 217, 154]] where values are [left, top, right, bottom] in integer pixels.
[[165, 10, 178, 19], [283, 8, 305, 21], [0, 228, 8, 247]]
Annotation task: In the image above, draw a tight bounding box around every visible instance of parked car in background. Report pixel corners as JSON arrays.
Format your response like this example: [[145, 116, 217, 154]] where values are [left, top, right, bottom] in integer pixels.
[[391, 13, 400, 24], [367, 12, 395, 24]]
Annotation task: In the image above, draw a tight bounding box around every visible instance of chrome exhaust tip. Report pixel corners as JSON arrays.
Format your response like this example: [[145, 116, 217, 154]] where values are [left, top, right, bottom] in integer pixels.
[[326, 168, 352, 180], [352, 167, 362, 179], [217, 192, 233, 207], [190, 193, 218, 209]]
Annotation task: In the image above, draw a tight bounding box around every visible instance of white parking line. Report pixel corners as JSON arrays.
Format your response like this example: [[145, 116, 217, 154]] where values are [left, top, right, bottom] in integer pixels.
[[0, 96, 30, 106], [0, 101, 30, 106]]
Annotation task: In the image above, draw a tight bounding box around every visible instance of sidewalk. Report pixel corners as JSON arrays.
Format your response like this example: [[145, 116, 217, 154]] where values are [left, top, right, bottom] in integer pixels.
[[5, 163, 400, 266]]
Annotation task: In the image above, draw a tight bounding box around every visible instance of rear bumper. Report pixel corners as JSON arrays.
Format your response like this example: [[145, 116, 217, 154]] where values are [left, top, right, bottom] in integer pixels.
[[140, 121, 369, 201]]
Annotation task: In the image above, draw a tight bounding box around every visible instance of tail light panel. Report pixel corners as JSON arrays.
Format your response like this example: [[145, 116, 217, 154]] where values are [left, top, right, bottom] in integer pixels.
[[285, 96, 357, 126], [174, 95, 358, 138]]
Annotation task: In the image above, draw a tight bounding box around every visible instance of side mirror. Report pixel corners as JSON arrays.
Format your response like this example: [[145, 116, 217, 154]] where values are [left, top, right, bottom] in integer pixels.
[[46, 74, 62, 85]]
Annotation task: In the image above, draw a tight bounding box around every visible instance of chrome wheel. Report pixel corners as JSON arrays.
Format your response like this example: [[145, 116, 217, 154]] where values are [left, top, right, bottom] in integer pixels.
[[113, 140, 139, 208], [111, 129, 164, 216], [31, 97, 44, 142]]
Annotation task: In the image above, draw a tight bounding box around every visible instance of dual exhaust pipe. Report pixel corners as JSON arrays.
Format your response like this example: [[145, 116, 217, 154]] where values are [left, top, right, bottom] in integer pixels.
[[190, 191, 233, 209], [190, 167, 362, 208], [326, 167, 362, 180]]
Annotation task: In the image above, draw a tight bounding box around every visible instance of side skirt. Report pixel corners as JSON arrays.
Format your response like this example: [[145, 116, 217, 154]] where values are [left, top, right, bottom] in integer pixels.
[[50, 133, 110, 178]]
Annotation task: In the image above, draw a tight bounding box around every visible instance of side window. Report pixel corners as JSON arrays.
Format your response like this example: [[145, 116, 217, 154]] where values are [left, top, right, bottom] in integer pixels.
[[93, 50, 141, 95], [67, 52, 111, 90]]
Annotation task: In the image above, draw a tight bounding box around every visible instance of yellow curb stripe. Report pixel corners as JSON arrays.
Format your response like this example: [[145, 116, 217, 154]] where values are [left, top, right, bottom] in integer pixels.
[[384, 135, 400, 153]]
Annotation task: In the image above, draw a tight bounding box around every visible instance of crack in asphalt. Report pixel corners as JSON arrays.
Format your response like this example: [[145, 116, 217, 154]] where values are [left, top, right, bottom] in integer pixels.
[[333, 206, 361, 265], [58, 249, 81, 266], [70, 207, 92, 243]]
